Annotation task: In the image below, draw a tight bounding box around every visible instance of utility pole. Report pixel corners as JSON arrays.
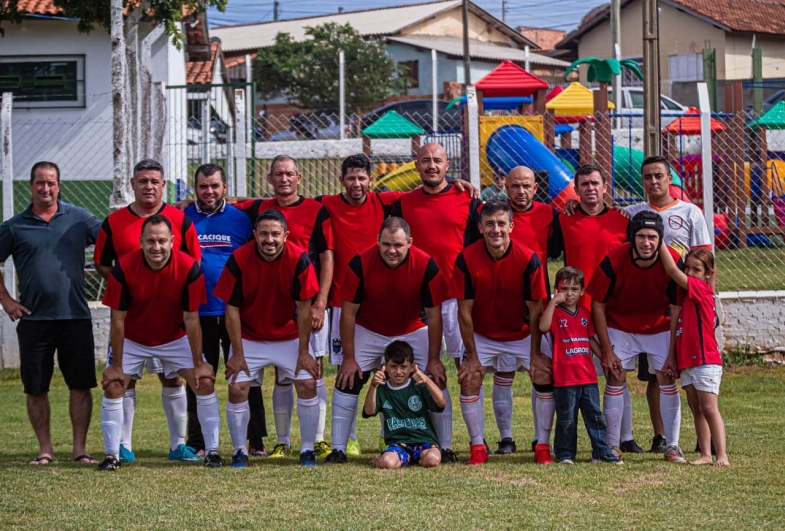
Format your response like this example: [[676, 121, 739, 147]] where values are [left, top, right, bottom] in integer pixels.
[[274, 0, 279, 21], [462, 0, 471, 88], [642, 0, 661, 157], [502, 0, 507, 24], [610, 0, 621, 105]]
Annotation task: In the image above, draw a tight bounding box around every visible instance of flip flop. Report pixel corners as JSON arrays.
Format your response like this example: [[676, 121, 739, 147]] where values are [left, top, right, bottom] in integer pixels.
[[29, 455, 53, 465], [73, 454, 98, 464]]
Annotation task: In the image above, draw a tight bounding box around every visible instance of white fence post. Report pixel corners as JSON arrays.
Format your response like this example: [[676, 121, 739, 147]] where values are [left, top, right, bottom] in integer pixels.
[[432, 49, 438, 132], [1, 92, 18, 368], [339, 50, 346, 141], [234, 89, 248, 197], [697, 82, 715, 249], [465, 86, 481, 189]]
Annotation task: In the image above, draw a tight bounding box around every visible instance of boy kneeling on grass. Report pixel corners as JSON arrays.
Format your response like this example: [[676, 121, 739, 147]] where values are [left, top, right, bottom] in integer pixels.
[[362, 340, 446, 468], [540, 267, 622, 465]]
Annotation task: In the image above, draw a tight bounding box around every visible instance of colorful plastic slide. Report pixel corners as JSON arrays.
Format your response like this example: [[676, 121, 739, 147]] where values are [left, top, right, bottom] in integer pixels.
[[486, 125, 578, 210]]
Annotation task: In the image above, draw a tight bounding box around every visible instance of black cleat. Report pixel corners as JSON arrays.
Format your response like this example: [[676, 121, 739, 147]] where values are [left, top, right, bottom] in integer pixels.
[[204, 451, 224, 468], [496, 438, 517, 455], [483, 439, 494, 456], [440, 448, 459, 464], [97, 455, 120, 472], [324, 450, 348, 464], [649, 435, 667, 454], [620, 439, 646, 454], [531, 439, 538, 453]]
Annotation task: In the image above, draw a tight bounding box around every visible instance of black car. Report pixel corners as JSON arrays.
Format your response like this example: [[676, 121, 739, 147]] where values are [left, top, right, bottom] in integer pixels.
[[360, 99, 463, 132]]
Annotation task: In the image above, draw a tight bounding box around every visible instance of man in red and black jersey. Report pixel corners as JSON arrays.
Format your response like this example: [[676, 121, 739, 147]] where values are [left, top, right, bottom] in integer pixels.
[[94, 159, 202, 464], [389, 143, 482, 462], [214, 209, 322, 467], [232, 155, 335, 457], [452, 200, 548, 465], [587, 211, 686, 463], [491, 166, 562, 456], [97, 215, 221, 471], [323, 217, 448, 464]]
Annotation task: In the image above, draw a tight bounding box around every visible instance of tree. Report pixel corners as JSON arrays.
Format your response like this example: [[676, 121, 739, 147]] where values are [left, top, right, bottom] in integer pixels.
[[255, 23, 406, 113], [0, 0, 226, 45]]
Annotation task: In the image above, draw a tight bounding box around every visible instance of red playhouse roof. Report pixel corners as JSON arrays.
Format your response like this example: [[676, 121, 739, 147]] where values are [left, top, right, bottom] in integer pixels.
[[475, 60, 549, 97], [545, 85, 564, 102], [663, 107, 726, 135]]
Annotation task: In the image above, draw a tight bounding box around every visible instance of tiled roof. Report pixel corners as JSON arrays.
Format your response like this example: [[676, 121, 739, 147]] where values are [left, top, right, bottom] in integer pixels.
[[518, 27, 566, 52], [186, 42, 219, 84], [11, 0, 62, 16]]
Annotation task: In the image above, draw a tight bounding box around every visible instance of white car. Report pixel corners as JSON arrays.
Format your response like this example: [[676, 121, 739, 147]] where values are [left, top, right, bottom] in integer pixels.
[[593, 86, 687, 127]]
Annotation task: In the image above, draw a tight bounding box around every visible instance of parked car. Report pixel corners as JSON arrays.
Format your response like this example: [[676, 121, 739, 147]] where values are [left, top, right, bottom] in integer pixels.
[[267, 113, 344, 141], [360, 99, 463, 132], [761, 89, 784, 113], [186, 115, 229, 143], [592, 86, 687, 126]]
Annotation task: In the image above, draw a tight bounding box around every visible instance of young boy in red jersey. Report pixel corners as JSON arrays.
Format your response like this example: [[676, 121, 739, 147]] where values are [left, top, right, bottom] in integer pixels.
[[660, 245, 729, 466], [540, 267, 622, 465]]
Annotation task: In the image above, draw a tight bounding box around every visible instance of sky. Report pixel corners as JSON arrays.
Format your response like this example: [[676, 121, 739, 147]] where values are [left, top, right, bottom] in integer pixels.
[[207, 0, 609, 32]]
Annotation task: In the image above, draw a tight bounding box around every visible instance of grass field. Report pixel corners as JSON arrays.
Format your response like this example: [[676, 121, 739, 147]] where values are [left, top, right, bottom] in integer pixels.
[[1, 364, 784, 530]]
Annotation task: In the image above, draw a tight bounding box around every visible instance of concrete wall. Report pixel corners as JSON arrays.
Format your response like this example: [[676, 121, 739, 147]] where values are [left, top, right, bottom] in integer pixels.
[[1, 294, 784, 369], [724, 33, 785, 81], [403, 8, 511, 44]]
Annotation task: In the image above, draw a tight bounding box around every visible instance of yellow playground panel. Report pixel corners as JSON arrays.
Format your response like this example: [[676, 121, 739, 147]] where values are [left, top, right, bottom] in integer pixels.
[[479, 115, 544, 186], [741, 159, 785, 198]]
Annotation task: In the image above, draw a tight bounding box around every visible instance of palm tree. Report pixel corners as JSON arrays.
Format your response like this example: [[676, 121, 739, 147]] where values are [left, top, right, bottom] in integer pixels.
[[565, 57, 644, 110]]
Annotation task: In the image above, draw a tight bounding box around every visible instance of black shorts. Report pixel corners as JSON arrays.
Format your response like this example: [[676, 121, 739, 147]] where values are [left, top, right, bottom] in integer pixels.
[[637, 354, 657, 382], [17, 319, 97, 395]]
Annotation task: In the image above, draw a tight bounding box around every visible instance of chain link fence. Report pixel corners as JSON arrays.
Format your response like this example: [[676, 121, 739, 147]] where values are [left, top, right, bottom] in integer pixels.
[[3, 91, 785, 300]]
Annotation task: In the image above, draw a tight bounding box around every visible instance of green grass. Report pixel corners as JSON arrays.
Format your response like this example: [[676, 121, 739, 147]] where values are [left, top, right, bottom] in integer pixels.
[[1, 364, 784, 530]]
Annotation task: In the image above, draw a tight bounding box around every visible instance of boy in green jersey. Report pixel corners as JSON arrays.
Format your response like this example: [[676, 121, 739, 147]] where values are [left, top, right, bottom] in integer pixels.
[[363, 341, 446, 468]]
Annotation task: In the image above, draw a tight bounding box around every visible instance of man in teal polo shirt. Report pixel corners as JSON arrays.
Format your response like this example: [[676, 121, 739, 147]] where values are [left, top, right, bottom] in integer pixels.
[[0, 161, 102, 466]]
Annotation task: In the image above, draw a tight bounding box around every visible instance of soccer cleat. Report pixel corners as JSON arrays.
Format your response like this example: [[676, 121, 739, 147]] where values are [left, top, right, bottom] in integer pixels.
[[466, 443, 489, 465], [118, 444, 136, 464], [378, 437, 386, 453], [248, 444, 267, 457], [314, 440, 331, 459], [231, 450, 249, 469], [664, 445, 687, 464], [592, 455, 624, 465], [531, 439, 537, 452], [496, 438, 517, 455], [299, 450, 317, 467], [204, 451, 224, 468], [346, 438, 361, 457], [559, 458, 575, 465], [324, 450, 348, 464], [534, 443, 554, 465], [440, 448, 459, 464], [268, 443, 291, 458], [168, 444, 201, 462], [97, 455, 120, 472], [619, 439, 646, 454], [650, 434, 667, 454]]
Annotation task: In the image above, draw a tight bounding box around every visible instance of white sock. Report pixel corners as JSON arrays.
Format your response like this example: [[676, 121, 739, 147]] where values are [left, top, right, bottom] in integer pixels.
[[196, 392, 221, 453], [603, 384, 626, 448], [297, 396, 320, 453], [120, 389, 136, 450], [331, 390, 358, 452], [101, 397, 124, 457], [349, 401, 358, 442], [161, 386, 187, 451], [621, 385, 634, 443], [431, 387, 453, 449], [531, 387, 538, 442], [316, 378, 327, 441], [493, 375, 514, 440], [535, 391, 555, 446], [226, 401, 250, 456], [660, 384, 682, 447], [273, 383, 294, 445], [460, 394, 485, 446]]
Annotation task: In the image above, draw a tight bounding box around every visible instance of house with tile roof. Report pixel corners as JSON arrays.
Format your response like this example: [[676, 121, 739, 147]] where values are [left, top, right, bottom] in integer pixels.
[[555, 0, 785, 107]]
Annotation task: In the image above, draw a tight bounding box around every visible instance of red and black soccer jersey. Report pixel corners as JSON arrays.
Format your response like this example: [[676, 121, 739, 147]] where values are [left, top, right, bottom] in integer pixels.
[[234, 196, 333, 274], [339, 245, 448, 337], [213, 241, 320, 341], [451, 240, 547, 341], [390, 184, 482, 280], [586, 243, 680, 334], [102, 249, 206, 347], [510, 201, 562, 296], [548, 305, 597, 387], [675, 276, 722, 369], [95, 204, 201, 266], [552, 206, 628, 309], [317, 191, 402, 307]]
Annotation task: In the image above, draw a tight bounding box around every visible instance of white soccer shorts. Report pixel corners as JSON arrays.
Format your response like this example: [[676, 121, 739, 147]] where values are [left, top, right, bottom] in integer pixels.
[[329, 305, 343, 366], [468, 334, 551, 373], [442, 298, 464, 358], [607, 328, 670, 373], [309, 307, 330, 358], [352, 325, 429, 373], [121, 336, 194, 381], [229, 338, 316, 384]]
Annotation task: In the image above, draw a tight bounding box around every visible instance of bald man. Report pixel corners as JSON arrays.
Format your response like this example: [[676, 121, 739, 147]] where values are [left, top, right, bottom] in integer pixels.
[[390, 143, 483, 463], [488, 167, 562, 457]]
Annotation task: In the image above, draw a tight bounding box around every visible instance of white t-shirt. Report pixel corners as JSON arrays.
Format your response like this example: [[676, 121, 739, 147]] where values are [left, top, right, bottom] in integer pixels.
[[625, 199, 711, 257]]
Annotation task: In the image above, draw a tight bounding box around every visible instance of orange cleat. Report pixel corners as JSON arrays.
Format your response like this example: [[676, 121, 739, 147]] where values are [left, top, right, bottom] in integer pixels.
[[534, 443, 553, 465], [466, 443, 489, 465]]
